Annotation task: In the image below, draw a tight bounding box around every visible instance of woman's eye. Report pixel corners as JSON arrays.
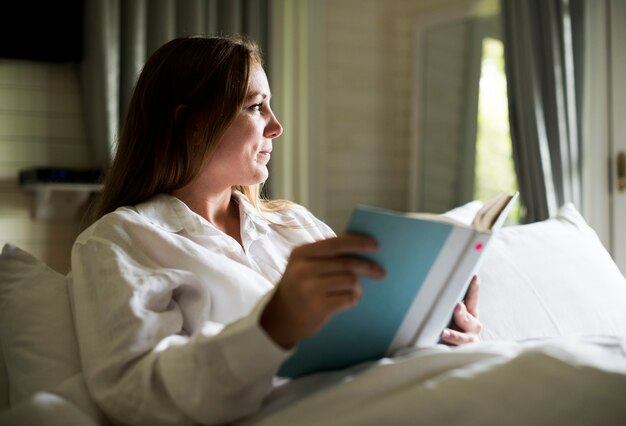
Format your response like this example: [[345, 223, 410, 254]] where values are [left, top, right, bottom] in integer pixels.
[[249, 102, 263, 111]]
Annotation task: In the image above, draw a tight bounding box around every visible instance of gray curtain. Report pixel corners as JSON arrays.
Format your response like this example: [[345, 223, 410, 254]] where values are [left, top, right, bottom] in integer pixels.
[[81, 0, 269, 168], [501, 0, 584, 223]]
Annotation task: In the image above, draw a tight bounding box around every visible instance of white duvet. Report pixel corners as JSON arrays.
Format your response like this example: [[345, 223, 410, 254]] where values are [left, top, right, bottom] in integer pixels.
[[238, 336, 626, 425], [2, 336, 626, 425]]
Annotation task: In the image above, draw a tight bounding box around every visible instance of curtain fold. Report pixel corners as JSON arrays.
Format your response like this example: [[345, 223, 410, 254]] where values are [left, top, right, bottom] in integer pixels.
[[81, 0, 269, 168], [501, 0, 583, 223]]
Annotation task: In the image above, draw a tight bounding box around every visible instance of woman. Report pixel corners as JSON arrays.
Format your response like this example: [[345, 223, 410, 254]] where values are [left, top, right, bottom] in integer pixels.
[[71, 34, 481, 425]]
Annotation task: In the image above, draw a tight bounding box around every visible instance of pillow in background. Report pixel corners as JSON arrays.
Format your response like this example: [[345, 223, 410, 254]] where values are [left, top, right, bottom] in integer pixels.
[[478, 204, 626, 341], [0, 244, 81, 406]]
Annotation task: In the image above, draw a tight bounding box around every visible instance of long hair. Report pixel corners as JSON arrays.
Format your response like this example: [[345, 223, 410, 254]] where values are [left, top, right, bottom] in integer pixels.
[[91, 34, 284, 222]]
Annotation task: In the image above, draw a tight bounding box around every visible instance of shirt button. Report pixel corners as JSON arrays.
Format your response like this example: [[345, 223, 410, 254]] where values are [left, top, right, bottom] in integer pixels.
[[228, 245, 237, 252]]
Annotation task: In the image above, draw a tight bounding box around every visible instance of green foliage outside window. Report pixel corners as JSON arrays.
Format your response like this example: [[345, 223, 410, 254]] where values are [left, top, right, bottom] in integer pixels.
[[474, 38, 520, 223]]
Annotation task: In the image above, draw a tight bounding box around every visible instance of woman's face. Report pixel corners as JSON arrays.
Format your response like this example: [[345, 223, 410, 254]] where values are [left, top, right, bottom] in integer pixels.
[[200, 61, 283, 190]]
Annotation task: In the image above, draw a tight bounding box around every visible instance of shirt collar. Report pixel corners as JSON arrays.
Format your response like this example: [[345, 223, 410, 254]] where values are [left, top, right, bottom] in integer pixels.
[[134, 190, 271, 238], [232, 190, 271, 241], [134, 194, 184, 233]]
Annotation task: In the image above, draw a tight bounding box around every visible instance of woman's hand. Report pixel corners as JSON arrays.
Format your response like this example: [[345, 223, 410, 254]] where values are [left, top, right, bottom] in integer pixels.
[[260, 234, 385, 350], [439, 275, 482, 346]]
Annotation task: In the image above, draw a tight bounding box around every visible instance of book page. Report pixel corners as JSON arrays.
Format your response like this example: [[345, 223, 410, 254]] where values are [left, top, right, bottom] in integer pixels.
[[471, 192, 518, 232], [349, 206, 473, 229], [404, 212, 471, 228], [403, 191, 517, 232]]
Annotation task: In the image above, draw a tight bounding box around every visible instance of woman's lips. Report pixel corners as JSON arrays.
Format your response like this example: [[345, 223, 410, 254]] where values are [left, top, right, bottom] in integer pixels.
[[257, 150, 271, 163]]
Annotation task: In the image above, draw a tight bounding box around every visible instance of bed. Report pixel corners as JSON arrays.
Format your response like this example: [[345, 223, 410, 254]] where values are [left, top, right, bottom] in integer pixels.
[[1, 202, 626, 425]]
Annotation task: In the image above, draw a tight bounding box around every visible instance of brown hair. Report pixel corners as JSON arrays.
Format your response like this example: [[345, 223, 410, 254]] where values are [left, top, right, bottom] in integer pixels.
[[91, 34, 286, 222]]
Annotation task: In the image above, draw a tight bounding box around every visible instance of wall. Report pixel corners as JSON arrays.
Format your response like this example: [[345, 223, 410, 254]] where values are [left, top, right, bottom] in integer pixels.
[[0, 0, 484, 271], [415, 17, 478, 213], [0, 60, 92, 273], [320, 0, 469, 231]]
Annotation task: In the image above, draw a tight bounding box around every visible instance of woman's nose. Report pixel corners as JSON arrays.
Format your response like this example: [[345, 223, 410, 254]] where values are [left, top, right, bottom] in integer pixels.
[[265, 112, 283, 139]]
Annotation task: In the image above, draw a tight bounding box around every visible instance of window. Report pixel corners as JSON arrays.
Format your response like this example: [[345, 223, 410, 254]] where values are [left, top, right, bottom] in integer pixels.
[[412, 9, 521, 220], [474, 38, 520, 222]]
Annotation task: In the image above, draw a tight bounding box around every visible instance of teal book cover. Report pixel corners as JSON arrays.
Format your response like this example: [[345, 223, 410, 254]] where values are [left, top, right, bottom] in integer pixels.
[[277, 206, 456, 378]]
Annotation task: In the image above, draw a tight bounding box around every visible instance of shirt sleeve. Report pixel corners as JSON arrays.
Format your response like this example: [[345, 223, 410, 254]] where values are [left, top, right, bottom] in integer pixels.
[[70, 233, 291, 426]]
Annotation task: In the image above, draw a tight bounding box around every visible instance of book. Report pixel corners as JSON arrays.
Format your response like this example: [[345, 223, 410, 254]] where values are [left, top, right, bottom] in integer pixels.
[[277, 192, 518, 378]]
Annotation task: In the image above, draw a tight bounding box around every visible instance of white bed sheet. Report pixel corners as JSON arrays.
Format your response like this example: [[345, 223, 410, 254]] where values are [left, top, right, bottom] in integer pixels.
[[238, 336, 626, 425], [2, 336, 625, 425]]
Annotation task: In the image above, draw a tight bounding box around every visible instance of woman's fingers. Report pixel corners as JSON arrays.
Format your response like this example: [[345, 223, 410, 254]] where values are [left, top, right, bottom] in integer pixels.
[[286, 234, 385, 290], [261, 272, 365, 349], [262, 235, 385, 349], [440, 327, 480, 345], [453, 302, 482, 335], [290, 234, 379, 259], [440, 302, 482, 346], [290, 255, 385, 281], [464, 275, 480, 317], [319, 274, 364, 310]]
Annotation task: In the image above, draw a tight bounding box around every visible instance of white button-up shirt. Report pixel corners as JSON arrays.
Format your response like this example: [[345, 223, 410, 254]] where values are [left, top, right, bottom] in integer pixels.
[[70, 191, 335, 425]]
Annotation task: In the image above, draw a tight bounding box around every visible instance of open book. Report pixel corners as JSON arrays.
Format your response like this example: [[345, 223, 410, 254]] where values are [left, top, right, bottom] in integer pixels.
[[277, 192, 518, 378]]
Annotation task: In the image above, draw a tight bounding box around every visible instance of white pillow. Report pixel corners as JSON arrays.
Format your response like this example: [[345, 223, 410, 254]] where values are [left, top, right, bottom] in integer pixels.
[[0, 244, 81, 405], [478, 204, 626, 341]]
